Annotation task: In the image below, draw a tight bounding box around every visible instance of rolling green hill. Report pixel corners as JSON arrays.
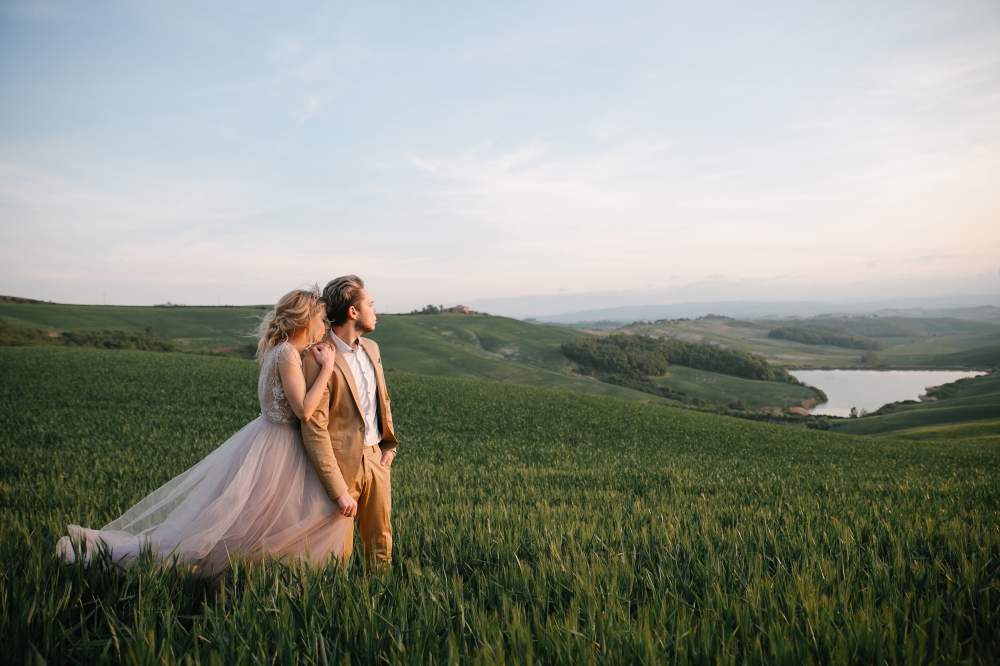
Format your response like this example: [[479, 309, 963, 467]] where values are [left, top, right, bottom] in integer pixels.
[[365, 314, 658, 401], [0, 298, 267, 352], [0, 298, 819, 408], [623, 315, 1000, 368], [654, 366, 818, 409], [0, 298, 653, 399], [6, 296, 994, 419], [2, 346, 998, 663], [920, 343, 1000, 367]]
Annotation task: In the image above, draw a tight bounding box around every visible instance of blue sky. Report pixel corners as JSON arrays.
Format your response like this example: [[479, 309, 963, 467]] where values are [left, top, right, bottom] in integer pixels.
[[1, 0, 998, 314]]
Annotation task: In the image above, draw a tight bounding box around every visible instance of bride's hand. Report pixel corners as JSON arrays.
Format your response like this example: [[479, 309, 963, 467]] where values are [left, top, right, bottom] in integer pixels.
[[312, 343, 335, 369]]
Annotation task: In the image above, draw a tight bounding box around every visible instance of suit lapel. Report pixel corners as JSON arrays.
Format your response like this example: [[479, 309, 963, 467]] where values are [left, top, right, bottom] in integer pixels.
[[334, 352, 364, 417]]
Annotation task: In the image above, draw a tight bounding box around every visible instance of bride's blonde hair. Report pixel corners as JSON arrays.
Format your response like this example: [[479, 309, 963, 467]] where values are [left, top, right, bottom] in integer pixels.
[[255, 286, 324, 362]]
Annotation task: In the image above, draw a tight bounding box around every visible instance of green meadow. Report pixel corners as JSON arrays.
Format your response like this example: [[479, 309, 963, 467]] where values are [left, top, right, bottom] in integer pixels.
[[653, 367, 817, 410], [2, 346, 999, 664], [5, 298, 998, 410], [365, 314, 657, 401], [623, 317, 1000, 369], [0, 298, 268, 353]]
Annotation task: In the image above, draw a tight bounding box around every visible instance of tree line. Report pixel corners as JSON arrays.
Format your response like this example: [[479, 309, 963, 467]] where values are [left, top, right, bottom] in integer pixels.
[[562, 334, 795, 384], [767, 326, 886, 350]]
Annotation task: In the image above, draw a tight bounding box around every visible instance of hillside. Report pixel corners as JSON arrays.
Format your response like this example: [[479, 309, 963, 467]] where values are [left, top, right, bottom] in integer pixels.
[[0, 298, 267, 353], [0, 298, 820, 408], [0, 299, 653, 400], [7, 297, 993, 418], [621, 315, 1000, 368], [2, 346, 998, 663], [365, 314, 659, 400]]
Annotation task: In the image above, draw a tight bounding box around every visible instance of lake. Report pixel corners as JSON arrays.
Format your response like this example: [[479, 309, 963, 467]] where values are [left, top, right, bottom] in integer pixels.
[[791, 369, 986, 418]]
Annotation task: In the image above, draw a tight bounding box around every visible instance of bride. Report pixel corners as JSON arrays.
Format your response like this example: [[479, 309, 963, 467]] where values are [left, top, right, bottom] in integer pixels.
[[56, 287, 352, 578]]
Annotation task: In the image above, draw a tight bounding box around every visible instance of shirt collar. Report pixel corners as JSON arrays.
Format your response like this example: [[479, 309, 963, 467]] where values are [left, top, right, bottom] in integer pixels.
[[330, 332, 360, 355]]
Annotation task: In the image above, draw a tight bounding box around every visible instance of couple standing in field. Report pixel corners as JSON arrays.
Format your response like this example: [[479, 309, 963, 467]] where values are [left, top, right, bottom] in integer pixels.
[[57, 275, 399, 578]]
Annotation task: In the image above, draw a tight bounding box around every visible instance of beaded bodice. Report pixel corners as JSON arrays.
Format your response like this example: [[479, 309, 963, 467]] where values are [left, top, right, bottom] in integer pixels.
[[258, 342, 302, 425]]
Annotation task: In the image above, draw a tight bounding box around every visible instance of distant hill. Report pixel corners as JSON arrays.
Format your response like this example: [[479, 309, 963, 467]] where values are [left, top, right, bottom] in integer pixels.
[[0, 296, 825, 410], [6, 295, 994, 421], [621, 314, 1000, 369], [527, 296, 1000, 325], [0, 298, 268, 354], [0, 297, 660, 401]]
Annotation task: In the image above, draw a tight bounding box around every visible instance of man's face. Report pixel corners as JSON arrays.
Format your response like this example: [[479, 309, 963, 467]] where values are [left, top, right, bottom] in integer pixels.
[[352, 288, 377, 333]]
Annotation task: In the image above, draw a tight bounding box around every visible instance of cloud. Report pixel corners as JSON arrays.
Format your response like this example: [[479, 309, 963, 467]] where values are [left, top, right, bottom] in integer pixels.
[[2, 0, 999, 309]]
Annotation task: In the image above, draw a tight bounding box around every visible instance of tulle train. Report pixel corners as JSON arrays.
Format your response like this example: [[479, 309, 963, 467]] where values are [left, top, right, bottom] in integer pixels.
[[56, 416, 351, 578]]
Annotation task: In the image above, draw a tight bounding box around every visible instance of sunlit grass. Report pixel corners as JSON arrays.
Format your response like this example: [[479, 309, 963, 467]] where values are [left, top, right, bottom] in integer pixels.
[[2, 347, 998, 664]]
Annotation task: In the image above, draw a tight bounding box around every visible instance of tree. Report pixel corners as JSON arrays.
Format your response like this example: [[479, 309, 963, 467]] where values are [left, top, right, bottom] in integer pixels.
[[861, 350, 880, 365]]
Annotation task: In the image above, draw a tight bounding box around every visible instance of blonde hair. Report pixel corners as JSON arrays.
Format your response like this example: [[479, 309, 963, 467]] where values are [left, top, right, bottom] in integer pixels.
[[255, 286, 324, 362]]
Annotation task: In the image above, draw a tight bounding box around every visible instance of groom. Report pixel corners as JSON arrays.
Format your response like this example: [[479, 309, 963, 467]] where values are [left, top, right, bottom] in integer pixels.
[[301, 275, 398, 569]]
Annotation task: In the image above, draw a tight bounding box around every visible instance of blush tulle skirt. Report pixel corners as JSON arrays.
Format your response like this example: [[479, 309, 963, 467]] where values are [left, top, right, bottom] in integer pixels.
[[56, 416, 351, 578]]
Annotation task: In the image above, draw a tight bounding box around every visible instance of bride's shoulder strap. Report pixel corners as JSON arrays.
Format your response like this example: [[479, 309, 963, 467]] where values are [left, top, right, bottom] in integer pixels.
[[275, 342, 303, 366]]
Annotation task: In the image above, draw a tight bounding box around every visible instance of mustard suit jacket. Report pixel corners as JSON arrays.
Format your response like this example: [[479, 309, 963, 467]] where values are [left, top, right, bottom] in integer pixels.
[[301, 336, 399, 501]]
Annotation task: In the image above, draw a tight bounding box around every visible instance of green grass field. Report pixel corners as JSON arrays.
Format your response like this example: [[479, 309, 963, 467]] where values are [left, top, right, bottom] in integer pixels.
[[654, 366, 817, 409], [0, 300, 267, 352], [2, 347, 999, 664], [874, 418, 1000, 443], [364, 314, 658, 401], [1, 300, 817, 407], [4, 297, 997, 419], [7, 299, 998, 373], [624, 317, 1000, 369]]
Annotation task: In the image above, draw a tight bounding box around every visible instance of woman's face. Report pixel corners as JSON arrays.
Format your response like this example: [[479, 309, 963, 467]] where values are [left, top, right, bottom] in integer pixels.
[[307, 310, 328, 344]]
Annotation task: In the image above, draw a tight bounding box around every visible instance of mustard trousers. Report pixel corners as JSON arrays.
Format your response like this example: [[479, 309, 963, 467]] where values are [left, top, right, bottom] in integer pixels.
[[345, 444, 392, 569]]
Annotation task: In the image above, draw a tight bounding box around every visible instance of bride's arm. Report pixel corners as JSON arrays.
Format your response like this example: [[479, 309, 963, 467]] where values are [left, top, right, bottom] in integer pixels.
[[278, 345, 336, 422]]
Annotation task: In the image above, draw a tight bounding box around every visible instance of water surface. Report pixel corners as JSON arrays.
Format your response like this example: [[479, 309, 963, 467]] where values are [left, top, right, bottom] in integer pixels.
[[791, 369, 985, 418]]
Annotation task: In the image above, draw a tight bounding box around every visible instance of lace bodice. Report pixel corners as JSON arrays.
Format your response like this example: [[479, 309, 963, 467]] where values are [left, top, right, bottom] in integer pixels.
[[258, 342, 303, 425]]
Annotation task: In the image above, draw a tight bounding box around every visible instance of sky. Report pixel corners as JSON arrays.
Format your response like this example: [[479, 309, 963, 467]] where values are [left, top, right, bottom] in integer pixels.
[[1, 0, 999, 316]]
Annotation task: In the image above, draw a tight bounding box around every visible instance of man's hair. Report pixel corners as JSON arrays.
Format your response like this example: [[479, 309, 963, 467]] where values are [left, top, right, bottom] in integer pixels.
[[322, 275, 366, 326]]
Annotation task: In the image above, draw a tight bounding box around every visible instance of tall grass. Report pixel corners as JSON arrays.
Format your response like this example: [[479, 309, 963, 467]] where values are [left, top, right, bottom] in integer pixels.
[[1, 347, 998, 664]]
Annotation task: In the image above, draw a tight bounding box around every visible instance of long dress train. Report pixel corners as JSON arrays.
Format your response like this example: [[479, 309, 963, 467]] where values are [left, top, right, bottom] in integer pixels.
[[56, 342, 350, 578]]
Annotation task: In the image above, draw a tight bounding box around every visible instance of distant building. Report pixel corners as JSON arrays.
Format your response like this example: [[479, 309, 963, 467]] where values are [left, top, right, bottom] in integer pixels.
[[448, 305, 470, 314]]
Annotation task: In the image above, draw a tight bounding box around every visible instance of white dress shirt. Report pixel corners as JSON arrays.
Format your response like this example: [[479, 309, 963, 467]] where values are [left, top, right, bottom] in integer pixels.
[[330, 334, 382, 447]]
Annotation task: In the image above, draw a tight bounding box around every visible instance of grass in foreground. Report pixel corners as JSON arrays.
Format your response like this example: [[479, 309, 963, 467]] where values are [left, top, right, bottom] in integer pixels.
[[1, 347, 999, 664]]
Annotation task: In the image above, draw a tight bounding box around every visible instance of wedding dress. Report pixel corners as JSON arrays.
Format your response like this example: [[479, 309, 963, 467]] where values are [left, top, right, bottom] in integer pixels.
[[56, 342, 351, 578]]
